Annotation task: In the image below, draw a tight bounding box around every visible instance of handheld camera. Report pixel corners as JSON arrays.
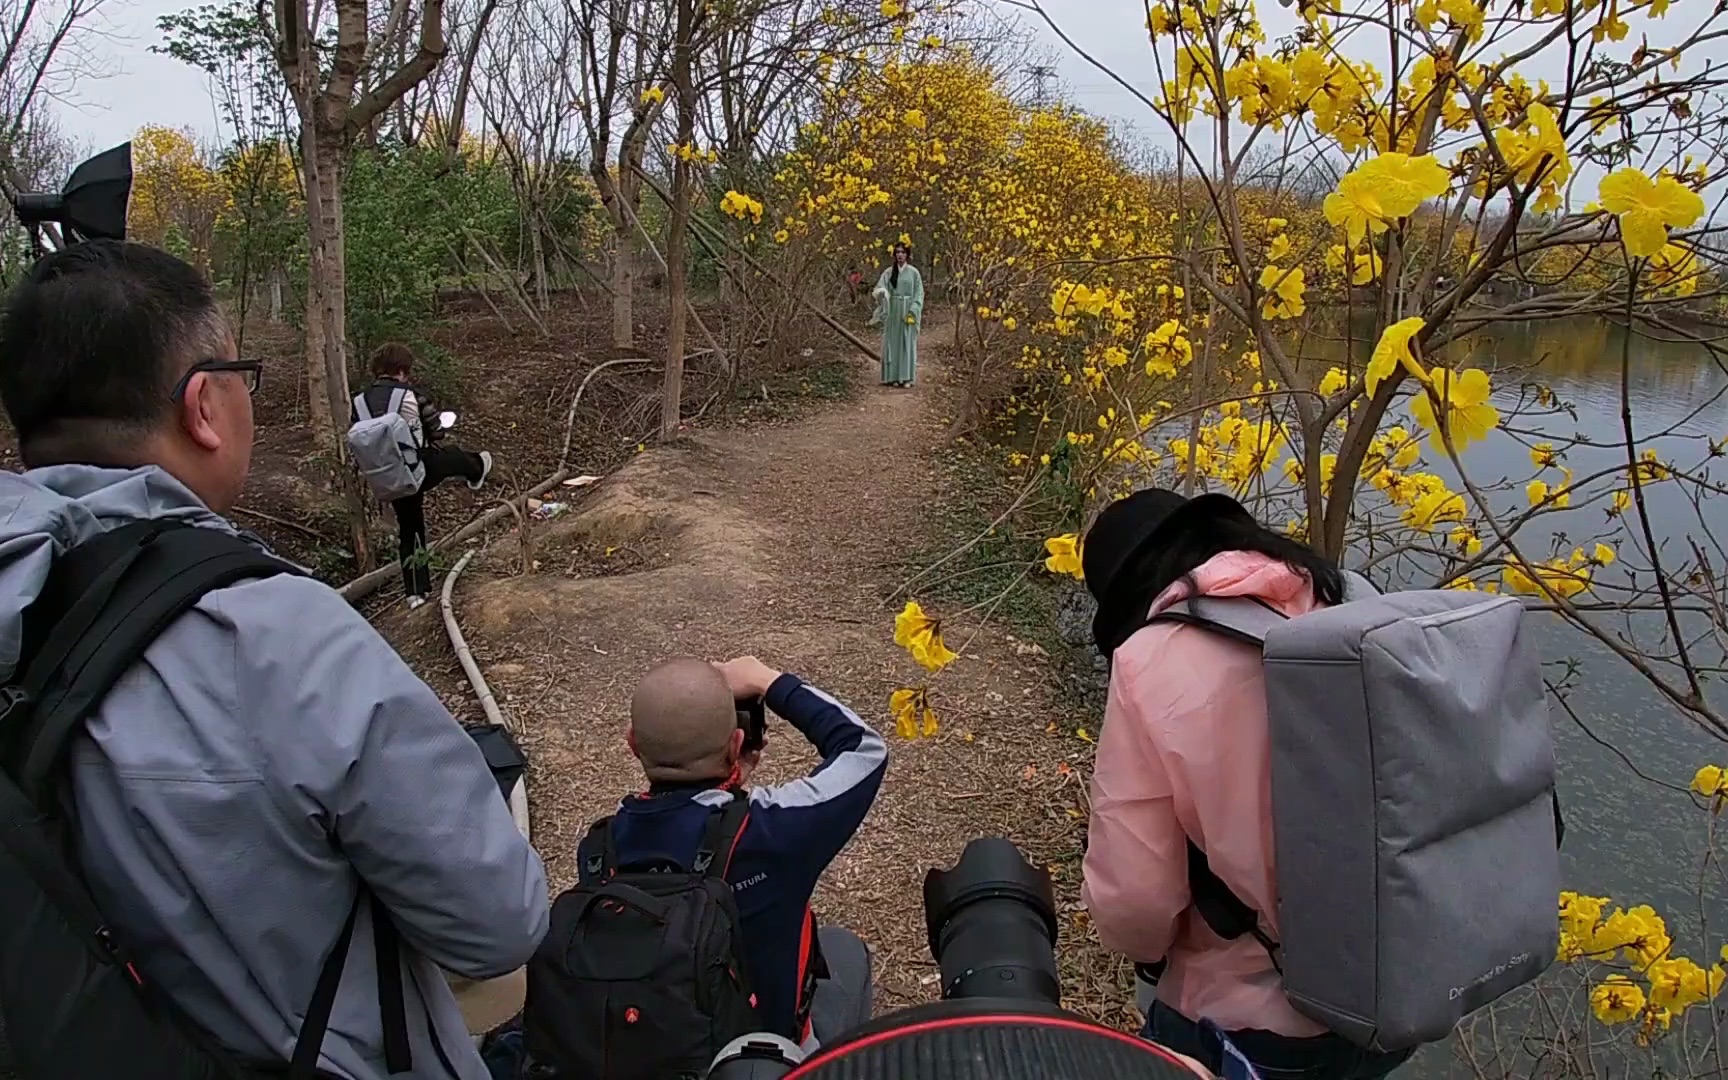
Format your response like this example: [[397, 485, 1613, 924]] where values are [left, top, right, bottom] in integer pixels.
[[736, 695, 767, 754], [706, 837, 1205, 1079]]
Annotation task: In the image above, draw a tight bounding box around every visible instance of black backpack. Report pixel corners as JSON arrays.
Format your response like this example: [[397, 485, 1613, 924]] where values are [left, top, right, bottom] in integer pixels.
[[525, 798, 758, 1080], [0, 520, 412, 1080]]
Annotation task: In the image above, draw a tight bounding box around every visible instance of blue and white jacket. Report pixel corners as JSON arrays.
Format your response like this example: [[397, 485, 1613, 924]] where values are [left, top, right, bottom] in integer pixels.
[[590, 674, 888, 1040]]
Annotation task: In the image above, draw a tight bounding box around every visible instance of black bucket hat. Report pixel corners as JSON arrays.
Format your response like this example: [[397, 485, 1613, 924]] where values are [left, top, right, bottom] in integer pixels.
[[1082, 488, 1253, 600], [1082, 488, 1255, 654]]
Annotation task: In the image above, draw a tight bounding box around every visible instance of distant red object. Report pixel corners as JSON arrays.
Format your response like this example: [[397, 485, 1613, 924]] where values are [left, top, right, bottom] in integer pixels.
[[846, 270, 864, 302]]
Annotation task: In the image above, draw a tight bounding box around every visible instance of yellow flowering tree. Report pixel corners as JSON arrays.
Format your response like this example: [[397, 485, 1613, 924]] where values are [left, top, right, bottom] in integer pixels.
[[129, 126, 227, 270]]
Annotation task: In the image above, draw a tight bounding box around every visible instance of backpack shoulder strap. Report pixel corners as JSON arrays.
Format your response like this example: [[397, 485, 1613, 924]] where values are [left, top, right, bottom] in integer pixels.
[[578, 815, 617, 884], [1136, 592, 1289, 977], [694, 795, 750, 878], [10, 521, 299, 803], [386, 387, 408, 419], [352, 391, 375, 423], [1147, 594, 1287, 648], [5, 521, 417, 1078]]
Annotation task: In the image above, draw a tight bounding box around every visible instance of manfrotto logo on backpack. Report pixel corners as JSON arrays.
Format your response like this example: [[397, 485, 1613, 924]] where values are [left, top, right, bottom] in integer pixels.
[[1449, 952, 1534, 1001]]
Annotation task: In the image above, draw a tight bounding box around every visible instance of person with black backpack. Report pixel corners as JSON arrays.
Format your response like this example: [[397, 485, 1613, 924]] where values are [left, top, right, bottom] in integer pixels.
[[0, 241, 550, 1079], [524, 655, 887, 1079]]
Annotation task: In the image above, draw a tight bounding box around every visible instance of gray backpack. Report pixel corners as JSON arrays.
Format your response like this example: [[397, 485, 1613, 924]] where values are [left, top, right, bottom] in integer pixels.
[[347, 387, 425, 501], [1146, 573, 1560, 1052]]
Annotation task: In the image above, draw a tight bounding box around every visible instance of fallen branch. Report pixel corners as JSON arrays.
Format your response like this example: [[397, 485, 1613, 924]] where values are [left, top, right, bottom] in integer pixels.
[[338, 468, 572, 603], [439, 548, 531, 840], [562, 356, 655, 467], [233, 503, 329, 541]]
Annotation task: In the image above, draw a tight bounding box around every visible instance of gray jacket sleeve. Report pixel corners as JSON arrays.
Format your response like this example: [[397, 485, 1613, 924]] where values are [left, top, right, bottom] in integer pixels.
[[227, 576, 550, 978]]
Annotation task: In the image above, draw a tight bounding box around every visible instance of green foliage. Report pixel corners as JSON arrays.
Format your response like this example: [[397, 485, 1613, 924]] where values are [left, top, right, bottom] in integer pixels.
[[211, 140, 303, 303], [340, 141, 518, 352]]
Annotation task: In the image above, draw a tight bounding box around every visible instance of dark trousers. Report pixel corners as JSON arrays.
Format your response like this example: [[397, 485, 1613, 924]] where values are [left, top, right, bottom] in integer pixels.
[[1146, 1002, 1411, 1080], [809, 926, 873, 1046], [392, 442, 486, 598]]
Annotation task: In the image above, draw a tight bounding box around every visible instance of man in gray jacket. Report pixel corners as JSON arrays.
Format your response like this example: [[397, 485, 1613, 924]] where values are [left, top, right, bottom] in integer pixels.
[[0, 240, 549, 1077]]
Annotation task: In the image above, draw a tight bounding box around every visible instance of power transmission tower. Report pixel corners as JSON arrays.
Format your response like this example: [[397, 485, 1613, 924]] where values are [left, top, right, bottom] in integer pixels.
[[1025, 64, 1056, 107]]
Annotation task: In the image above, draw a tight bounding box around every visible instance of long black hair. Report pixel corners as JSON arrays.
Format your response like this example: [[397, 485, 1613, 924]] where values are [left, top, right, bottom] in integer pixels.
[[890, 243, 910, 289], [1086, 493, 1345, 656]]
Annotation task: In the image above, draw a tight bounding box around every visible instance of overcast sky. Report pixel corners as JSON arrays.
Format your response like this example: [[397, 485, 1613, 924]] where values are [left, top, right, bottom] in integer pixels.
[[51, 0, 1190, 157], [45, 0, 1692, 201]]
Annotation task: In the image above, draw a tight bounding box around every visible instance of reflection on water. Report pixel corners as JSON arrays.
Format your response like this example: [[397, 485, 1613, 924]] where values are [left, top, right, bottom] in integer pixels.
[[1304, 320, 1728, 1076]]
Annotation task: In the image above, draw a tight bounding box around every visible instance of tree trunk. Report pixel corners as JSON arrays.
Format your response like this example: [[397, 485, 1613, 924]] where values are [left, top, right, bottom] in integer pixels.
[[269, 266, 285, 322], [530, 215, 548, 311], [610, 230, 634, 348], [300, 122, 336, 449], [663, 170, 690, 436], [304, 125, 373, 571], [663, 0, 696, 437]]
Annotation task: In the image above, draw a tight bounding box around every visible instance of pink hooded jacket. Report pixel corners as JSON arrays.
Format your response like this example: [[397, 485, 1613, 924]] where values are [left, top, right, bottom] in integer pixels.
[[1081, 550, 1327, 1037]]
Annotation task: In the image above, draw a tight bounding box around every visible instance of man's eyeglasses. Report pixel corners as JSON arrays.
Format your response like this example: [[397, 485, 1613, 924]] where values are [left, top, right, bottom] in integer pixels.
[[171, 359, 263, 401]]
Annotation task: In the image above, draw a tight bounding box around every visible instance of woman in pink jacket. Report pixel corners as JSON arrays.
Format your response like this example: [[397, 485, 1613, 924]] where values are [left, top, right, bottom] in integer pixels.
[[1079, 488, 1410, 1080]]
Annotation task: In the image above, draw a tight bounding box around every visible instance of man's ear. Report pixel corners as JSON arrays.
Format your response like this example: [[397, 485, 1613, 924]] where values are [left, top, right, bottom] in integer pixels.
[[726, 727, 745, 762], [626, 727, 640, 760], [176, 372, 224, 453]]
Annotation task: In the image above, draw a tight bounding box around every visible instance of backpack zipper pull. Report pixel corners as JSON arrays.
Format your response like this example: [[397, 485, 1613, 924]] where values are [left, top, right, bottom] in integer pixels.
[[94, 925, 144, 985]]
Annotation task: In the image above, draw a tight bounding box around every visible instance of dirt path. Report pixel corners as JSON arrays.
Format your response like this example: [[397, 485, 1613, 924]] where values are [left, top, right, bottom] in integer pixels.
[[385, 317, 1131, 1026]]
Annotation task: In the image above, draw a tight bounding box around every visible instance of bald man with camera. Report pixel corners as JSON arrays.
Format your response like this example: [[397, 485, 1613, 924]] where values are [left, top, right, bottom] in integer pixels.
[[522, 656, 887, 1079]]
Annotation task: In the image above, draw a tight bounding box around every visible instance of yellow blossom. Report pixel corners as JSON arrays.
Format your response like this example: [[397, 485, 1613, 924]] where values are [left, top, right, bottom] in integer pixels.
[[1692, 764, 1726, 798], [1527, 469, 1573, 509], [890, 687, 921, 739], [1365, 317, 1425, 395], [1645, 957, 1724, 1014], [1259, 265, 1306, 320], [1403, 487, 1466, 531], [893, 601, 958, 672], [1044, 534, 1083, 579], [1324, 153, 1451, 247], [1410, 366, 1500, 451], [890, 687, 939, 740], [1591, 975, 1646, 1025], [1598, 168, 1705, 257]]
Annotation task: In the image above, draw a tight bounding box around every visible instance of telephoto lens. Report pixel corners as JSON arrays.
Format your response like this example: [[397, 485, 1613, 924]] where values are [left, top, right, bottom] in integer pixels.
[[922, 836, 1061, 1004]]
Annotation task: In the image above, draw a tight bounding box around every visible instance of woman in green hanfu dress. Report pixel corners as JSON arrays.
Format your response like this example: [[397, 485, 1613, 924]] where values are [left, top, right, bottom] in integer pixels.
[[869, 243, 923, 387]]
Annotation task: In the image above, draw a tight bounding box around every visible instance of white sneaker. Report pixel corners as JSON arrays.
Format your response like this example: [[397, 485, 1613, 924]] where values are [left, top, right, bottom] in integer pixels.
[[469, 451, 494, 490], [406, 595, 427, 610]]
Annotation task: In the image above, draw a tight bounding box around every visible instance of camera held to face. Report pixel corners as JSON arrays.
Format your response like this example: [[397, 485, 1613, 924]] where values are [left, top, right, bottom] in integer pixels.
[[736, 695, 767, 755]]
